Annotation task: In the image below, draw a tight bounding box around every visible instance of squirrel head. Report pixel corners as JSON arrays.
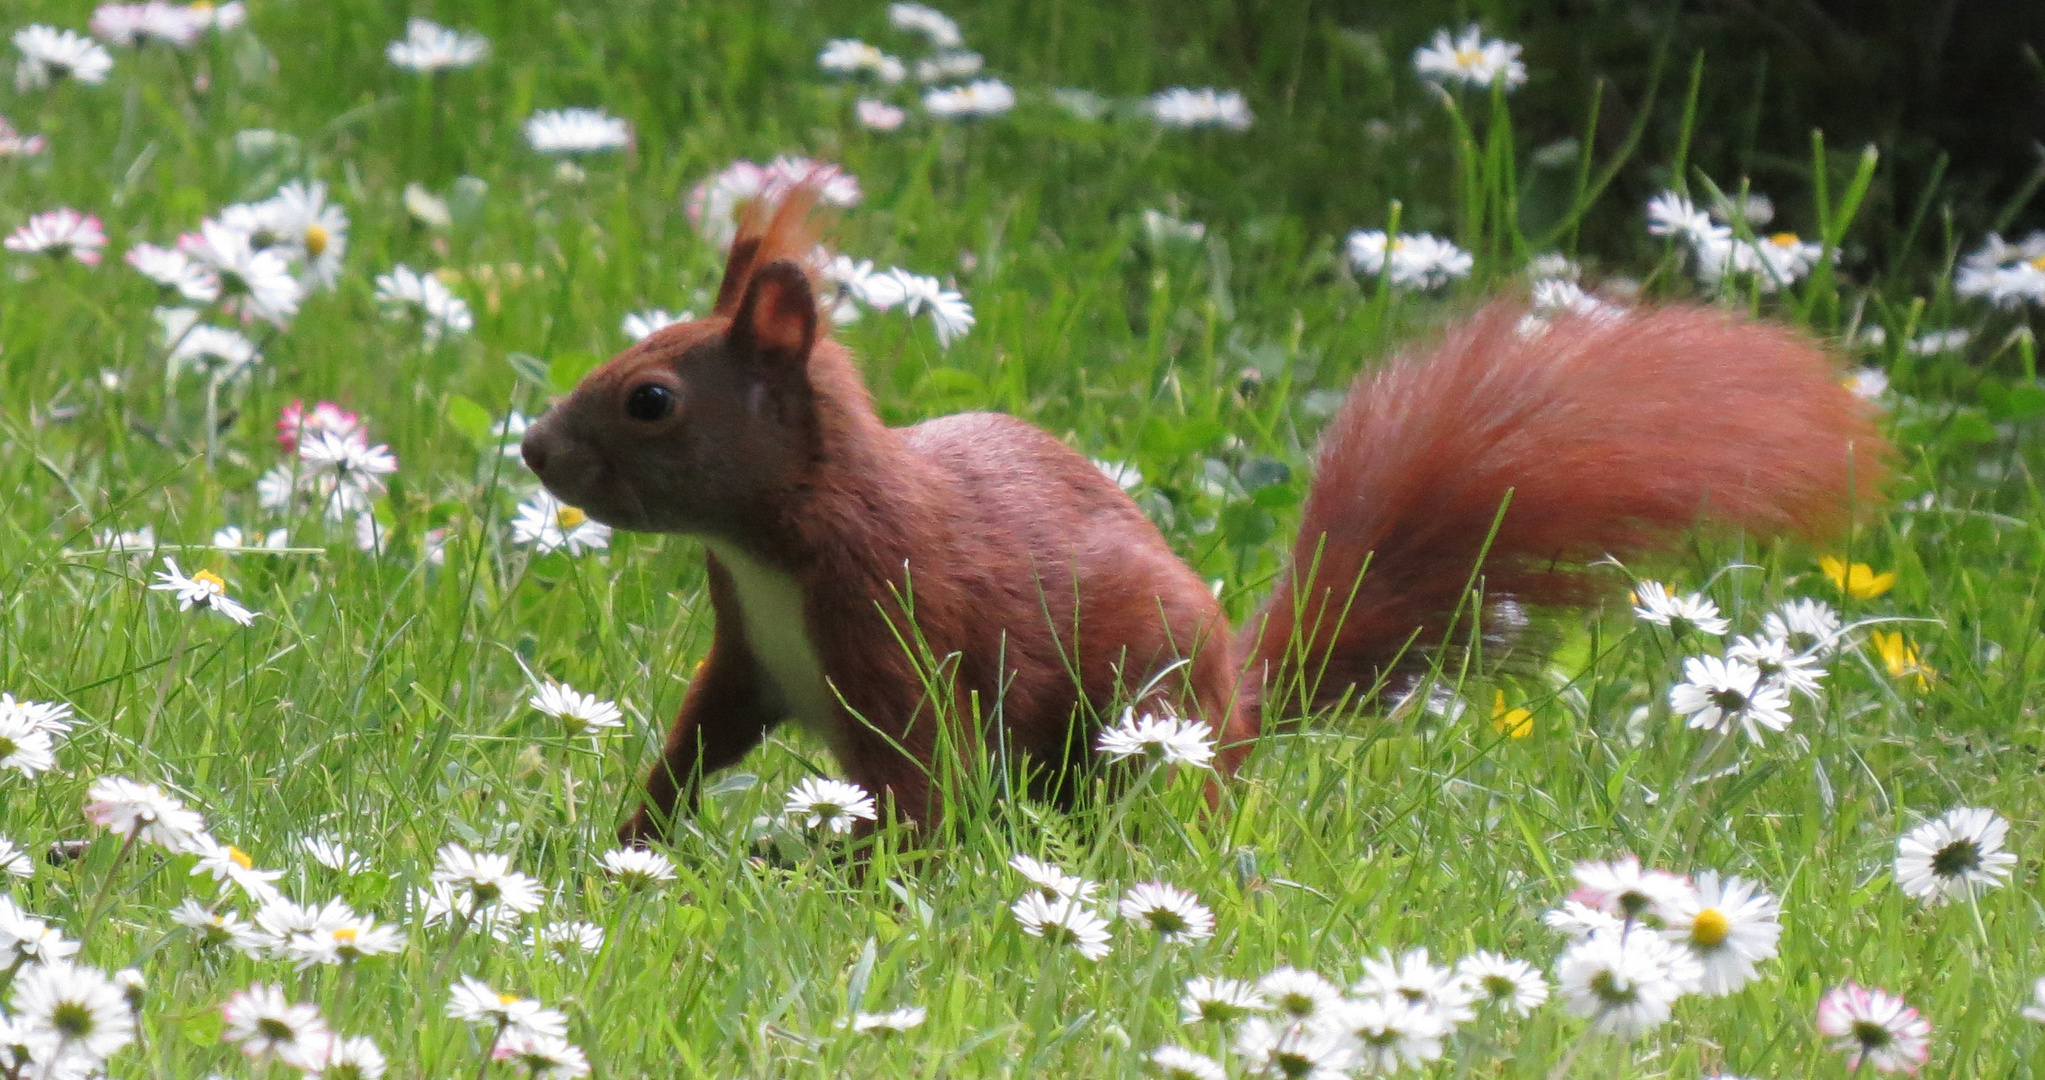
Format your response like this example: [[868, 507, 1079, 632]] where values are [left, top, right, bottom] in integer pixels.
[[522, 186, 828, 539]]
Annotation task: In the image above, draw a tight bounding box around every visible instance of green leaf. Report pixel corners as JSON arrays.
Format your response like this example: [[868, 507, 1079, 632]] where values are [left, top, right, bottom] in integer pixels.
[[549, 351, 603, 394], [445, 395, 493, 449], [505, 351, 550, 388]]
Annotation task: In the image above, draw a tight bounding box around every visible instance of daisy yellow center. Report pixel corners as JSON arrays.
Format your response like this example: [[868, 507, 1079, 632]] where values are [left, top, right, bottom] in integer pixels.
[[333, 927, 358, 944], [1454, 48, 1483, 65], [1588, 970, 1637, 1006], [1396, 986, 1427, 1004], [0, 736, 15, 758], [1689, 907, 1730, 948], [191, 1, 214, 12], [257, 1017, 296, 1040], [1769, 232, 1800, 247], [193, 569, 227, 590], [304, 224, 329, 257], [1389, 238, 1405, 251], [51, 1000, 95, 1038], [1145, 908, 1188, 934], [1931, 838, 1982, 878], [1480, 973, 1516, 1000], [2030, 254, 2045, 272], [555, 505, 587, 530], [1852, 1019, 1893, 1049], [227, 845, 253, 869], [498, 993, 521, 1006], [1708, 688, 1749, 712]]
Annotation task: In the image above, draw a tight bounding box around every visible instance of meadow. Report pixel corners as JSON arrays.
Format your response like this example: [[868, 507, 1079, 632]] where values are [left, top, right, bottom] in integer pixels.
[[0, 1, 2041, 1077]]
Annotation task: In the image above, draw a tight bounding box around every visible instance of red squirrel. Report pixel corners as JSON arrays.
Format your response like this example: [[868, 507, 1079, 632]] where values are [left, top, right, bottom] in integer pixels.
[[518, 187, 1886, 844]]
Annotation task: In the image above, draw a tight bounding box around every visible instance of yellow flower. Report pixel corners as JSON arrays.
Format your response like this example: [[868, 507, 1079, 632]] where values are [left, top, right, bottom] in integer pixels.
[[1870, 631, 1935, 690], [1819, 556, 1895, 599], [1491, 691, 1532, 739]]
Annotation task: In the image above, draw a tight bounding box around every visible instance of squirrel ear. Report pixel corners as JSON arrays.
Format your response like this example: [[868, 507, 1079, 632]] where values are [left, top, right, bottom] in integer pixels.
[[728, 260, 817, 367]]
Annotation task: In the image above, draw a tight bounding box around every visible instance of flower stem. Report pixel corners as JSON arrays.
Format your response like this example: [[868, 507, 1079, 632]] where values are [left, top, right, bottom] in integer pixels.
[[475, 1016, 507, 1080], [1543, 1027, 1595, 1080], [78, 829, 143, 946]]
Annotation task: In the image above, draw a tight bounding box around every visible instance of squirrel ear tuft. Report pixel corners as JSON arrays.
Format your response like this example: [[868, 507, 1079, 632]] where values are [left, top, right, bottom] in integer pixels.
[[728, 259, 817, 366]]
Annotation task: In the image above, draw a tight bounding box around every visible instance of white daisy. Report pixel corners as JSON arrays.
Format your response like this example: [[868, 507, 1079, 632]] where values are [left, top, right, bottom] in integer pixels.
[[1010, 893, 1112, 960], [856, 99, 907, 131], [2021, 977, 2045, 1024], [90, 3, 209, 48], [300, 1033, 386, 1080], [249, 896, 354, 957], [372, 264, 472, 342], [889, 2, 963, 48], [124, 242, 220, 301], [923, 78, 1016, 119], [415, 882, 521, 941], [1412, 25, 1528, 91], [6, 208, 107, 265], [1568, 855, 1695, 924], [293, 835, 365, 874], [297, 430, 398, 520], [0, 837, 31, 879], [783, 777, 879, 834], [1669, 654, 1794, 743], [431, 843, 545, 917], [1179, 975, 1266, 1025], [530, 920, 605, 960], [1645, 191, 1719, 244], [445, 976, 570, 1039], [1764, 598, 1843, 656], [0, 897, 80, 967], [179, 219, 303, 326], [83, 775, 208, 851], [600, 847, 677, 889], [1232, 1017, 1354, 1080], [0, 694, 70, 739], [1118, 882, 1216, 943], [188, 835, 284, 903], [168, 325, 261, 383], [510, 490, 611, 556], [529, 681, 625, 736], [524, 108, 631, 154], [221, 983, 328, 1066], [875, 267, 974, 345], [849, 1006, 927, 1033], [622, 309, 691, 342], [260, 180, 349, 289], [212, 525, 290, 552], [170, 899, 266, 953], [1954, 232, 2045, 309], [491, 1030, 590, 1080], [684, 157, 861, 248], [1321, 995, 1450, 1073], [915, 50, 983, 83], [1095, 708, 1219, 769], [1630, 581, 1729, 636], [1008, 854, 1098, 902], [1907, 328, 1971, 356], [277, 399, 361, 452], [0, 713, 57, 778], [1816, 983, 1932, 1074], [1354, 947, 1477, 1026], [12, 26, 115, 90], [1661, 871, 1782, 996], [386, 18, 488, 72], [1727, 633, 1827, 699], [1344, 230, 1474, 288], [12, 961, 134, 1067], [1256, 967, 1344, 1023], [1454, 951, 1549, 1016], [1894, 806, 2018, 905], [0, 116, 46, 157], [1555, 929, 1700, 1037], [1149, 1045, 1226, 1080], [1148, 87, 1254, 130], [282, 915, 406, 969], [818, 39, 905, 83]]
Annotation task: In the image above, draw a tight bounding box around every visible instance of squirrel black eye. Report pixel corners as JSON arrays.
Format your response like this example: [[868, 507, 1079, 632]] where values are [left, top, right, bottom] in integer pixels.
[[625, 383, 675, 422]]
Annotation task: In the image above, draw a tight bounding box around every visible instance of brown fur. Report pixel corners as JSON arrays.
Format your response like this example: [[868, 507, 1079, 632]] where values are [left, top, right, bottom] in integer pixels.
[[518, 184, 1887, 844]]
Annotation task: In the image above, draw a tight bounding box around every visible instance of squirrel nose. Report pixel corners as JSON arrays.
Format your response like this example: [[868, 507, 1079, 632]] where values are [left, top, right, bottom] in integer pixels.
[[520, 431, 549, 476]]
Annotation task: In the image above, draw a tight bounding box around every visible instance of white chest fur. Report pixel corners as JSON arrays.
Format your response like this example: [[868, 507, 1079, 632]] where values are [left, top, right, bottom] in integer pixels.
[[705, 543, 840, 739]]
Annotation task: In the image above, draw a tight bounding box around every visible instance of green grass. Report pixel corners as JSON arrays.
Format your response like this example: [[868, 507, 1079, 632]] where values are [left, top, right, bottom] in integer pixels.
[[1, 1, 2043, 1077]]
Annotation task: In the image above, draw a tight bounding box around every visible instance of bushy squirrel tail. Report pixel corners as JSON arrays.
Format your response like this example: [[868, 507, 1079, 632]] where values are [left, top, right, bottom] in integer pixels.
[[1243, 300, 1888, 715]]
